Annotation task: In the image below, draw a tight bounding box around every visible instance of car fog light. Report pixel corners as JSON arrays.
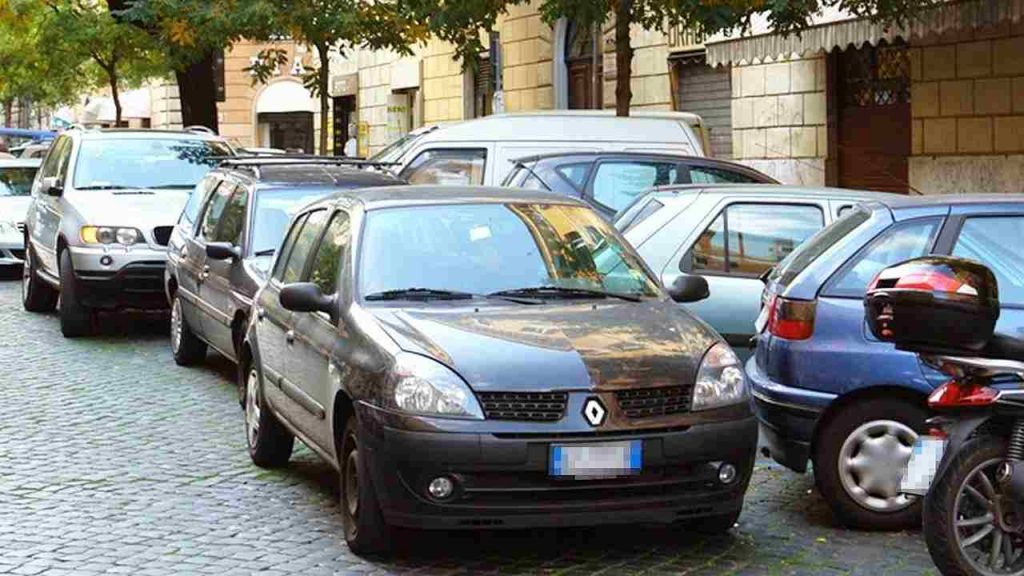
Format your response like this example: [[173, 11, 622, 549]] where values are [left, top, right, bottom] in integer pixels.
[[99, 255, 113, 266], [427, 476, 455, 500], [718, 463, 738, 484]]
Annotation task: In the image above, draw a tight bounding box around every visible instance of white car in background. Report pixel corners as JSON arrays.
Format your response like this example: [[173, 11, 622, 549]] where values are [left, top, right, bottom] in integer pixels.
[[0, 158, 41, 268]]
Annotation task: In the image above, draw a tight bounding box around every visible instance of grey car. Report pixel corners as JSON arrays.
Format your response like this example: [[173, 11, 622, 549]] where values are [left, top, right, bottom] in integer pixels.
[[0, 158, 41, 268], [240, 185, 757, 555], [617, 184, 899, 357], [21, 128, 233, 337]]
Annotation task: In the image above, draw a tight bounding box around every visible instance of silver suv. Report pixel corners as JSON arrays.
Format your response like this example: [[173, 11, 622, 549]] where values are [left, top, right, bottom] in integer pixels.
[[21, 128, 233, 337]]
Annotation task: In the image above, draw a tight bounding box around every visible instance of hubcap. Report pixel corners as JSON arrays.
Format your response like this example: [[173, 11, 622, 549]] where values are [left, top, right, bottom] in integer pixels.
[[170, 298, 183, 354], [245, 369, 260, 448], [954, 458, 1024, 575], [838, 419, 918, 512], [345, 447, 359, 519]]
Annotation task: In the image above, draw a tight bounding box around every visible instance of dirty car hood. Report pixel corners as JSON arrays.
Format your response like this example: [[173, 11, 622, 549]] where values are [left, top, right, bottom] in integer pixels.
[[369, 300, 719, 392], [68, 189, 190, 230]]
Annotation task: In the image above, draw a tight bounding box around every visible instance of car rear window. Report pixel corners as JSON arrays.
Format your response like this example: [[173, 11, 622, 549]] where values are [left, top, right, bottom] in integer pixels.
[[617, 198, 664, 233], [770, 206, 871, 287]]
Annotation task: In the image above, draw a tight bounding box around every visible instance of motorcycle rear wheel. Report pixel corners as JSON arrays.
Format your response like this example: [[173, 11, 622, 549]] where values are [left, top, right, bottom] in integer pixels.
[[924, 437, 1024, 576]]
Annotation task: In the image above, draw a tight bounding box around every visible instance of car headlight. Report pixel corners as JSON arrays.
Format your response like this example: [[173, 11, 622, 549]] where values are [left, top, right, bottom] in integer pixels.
[[80, 226, 143, 245], [692, 342, 747, 411], [384, 353, 484, 419]]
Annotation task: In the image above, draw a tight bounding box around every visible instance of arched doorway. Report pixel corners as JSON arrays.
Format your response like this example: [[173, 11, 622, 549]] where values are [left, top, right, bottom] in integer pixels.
[[254, 80, 316, 153], [565, 21, 602, 109]]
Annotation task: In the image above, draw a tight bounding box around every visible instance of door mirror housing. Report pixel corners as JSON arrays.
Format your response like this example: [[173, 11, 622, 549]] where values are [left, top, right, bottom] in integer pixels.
[[280, 282, 335, 314], [205, 242, 240, 261], [666, 273, 710, 303], [41, 176, 63, 197]]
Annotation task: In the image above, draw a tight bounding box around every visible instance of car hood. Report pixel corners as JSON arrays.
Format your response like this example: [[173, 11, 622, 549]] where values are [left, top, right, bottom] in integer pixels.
[[0, 197, 32, 223], [67, 190, 191, 229], [368, 300, 719, 392]]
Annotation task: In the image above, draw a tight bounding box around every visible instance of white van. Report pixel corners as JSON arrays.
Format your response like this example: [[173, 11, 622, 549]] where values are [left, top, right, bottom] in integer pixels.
[[371, 111, 712, 187]]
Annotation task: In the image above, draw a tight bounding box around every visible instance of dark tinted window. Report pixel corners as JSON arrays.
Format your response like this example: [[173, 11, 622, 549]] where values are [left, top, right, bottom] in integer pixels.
[[953, 216, 1024, 307], [200, 183, 233, 239], [273, 213, 309, 281], [772, 206, 871, 287], [281, 209, 329, 284], [0, 167, 39, 197], [827, 218, 941, 297], [592, 161, 679, 213], [688, 165, 762, 184], [212, 186, 247, 245], [308, 211, 351, 295]]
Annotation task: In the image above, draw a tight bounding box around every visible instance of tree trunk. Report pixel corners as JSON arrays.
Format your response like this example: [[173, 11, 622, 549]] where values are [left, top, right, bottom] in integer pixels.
[[614, 0, 633, 117], [3, 100, 11, 128], [175, 52, 219, 132], [317, 43, 330, 156], [107, 68, 122, 127]]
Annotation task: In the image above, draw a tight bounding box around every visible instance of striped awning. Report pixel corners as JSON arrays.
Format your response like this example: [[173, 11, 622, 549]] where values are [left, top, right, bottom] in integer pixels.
[[705, 0, 1024, 66]]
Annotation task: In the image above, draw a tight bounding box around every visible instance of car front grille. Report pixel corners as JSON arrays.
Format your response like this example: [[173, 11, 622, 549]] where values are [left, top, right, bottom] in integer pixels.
[[616, 386, 692, 419], [120, 261, 166, 293], [478, 391, 568, 422], [152, 226, 173, 246]]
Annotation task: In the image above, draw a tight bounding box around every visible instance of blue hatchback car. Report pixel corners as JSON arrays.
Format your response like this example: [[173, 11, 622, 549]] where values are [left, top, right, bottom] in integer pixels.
[[748, 195, 1024, 531]]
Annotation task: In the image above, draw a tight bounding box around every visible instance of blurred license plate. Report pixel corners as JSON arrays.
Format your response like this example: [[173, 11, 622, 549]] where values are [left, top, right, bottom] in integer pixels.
[[901, 436, 946, 496], [550, 440, 642, 478]]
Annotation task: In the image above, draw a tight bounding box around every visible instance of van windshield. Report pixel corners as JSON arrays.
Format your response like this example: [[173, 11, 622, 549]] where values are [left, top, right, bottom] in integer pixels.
[[770, 205, 872, 287], [369, 131, 423, 164]]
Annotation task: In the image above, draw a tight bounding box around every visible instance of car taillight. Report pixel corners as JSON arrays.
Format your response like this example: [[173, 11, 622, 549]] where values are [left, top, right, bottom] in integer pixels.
[[767, 296, 816, 340], [928, 381, 1000, 408]]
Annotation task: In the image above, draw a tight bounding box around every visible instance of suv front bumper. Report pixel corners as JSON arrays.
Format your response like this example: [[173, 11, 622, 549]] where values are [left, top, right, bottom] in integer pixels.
[[68, 245, 169, 310], [359, 406, 758, 530]]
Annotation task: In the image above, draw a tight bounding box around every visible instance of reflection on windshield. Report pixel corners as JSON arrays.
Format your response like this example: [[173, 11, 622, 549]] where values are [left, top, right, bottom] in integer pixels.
[[73, 139, 232, 190], [250, 189, 325, 256], [0, 167, 38, 197], [359, 203, 660, 299]]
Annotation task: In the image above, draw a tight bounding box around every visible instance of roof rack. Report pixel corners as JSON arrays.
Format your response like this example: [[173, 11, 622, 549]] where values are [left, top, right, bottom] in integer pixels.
[[184, 125, 216, 135], [215, 154, 400, 167]]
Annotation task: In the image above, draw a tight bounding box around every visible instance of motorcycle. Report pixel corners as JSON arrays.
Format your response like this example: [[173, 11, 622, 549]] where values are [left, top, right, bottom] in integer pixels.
[[865, 256, 1024, 575]]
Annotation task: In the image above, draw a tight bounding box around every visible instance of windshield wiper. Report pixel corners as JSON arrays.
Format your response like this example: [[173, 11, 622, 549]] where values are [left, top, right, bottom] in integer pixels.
[[365, 288, 476, 301], [147, 184, 196, 190], [253, 249, 276, 257], [77, 184, 139, 191], [490, 286, 642, 303]]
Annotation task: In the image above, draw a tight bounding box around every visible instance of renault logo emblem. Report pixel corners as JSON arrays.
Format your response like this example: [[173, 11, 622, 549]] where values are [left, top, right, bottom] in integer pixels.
[[582, 397, 607, 427]]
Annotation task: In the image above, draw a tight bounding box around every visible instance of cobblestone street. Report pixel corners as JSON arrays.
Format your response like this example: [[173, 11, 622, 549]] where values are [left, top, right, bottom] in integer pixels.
[[0, 278, 937, 575]]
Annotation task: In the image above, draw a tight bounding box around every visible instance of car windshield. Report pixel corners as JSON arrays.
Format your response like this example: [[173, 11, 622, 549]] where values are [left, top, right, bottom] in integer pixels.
[[250, 188, 327, 257], [73, 138, 232, 190], [359, 203, 661, 299], [770, 205, 872, 287], [0, 166, 38, 196]]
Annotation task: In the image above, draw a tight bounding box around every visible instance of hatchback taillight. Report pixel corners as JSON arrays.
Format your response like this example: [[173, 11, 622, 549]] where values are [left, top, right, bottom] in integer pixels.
[[928, 381, 1000, 408], [767, 296, 816, 340]]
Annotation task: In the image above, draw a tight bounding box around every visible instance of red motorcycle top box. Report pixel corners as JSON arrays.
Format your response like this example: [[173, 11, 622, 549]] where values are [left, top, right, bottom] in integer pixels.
[[864, 256, 1000, 355]]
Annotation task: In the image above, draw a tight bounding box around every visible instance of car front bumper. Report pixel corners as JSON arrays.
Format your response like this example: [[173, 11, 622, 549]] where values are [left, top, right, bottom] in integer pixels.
[[0, 237, 25, 266], [359, 405, 758, 530], [68, 245, 169, 310], [745, 356, 835, 473]]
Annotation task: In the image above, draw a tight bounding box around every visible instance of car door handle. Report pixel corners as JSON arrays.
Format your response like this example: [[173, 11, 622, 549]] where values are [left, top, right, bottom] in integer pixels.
[[285, 330, 295, 345]]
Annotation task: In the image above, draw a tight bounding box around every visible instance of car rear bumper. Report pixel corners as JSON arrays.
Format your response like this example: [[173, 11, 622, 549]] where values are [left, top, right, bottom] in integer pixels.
[[745, 356, 835, 473], [360, 409, 759, 530], [68, 246, 169, 310]]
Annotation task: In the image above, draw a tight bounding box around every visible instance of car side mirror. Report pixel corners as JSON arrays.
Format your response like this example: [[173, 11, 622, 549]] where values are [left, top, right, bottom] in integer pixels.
[[280, 282, 335, 314], [41, 176, 63, 197], [666, 273, 710, 303], [205, 242, 240, 261]]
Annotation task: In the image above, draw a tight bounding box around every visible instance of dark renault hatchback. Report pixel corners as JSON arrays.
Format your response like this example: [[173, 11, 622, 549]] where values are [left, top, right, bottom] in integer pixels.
[[240, 186, 757, 554]]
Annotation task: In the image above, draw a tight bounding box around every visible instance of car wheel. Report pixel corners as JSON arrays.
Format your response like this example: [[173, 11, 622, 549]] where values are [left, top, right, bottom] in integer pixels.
[[170, 292, 207, 366], [339, 416, 392, 555], [243, 362, 293, 468], [22, 245, 57, 312], [58, 249, 93, 338], [813, 397, 927, 530]]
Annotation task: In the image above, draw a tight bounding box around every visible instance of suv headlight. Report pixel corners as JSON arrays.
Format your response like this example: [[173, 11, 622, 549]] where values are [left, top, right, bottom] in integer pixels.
[[692, 342, 747, 411], [383, 353, 484, 419], [80, 226, 143, 245]]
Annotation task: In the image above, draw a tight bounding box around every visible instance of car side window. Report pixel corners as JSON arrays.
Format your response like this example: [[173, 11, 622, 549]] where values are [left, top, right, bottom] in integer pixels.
[[952, 216, 1024, 307], [37, 137, 67, 181], [199, 183, 234, 240], [591, 162, 679, 213], [400, 149, 486, 185], [281, 209, 329, 284], [211, 185, 248, 246], [688, 165, 760, 184], [307, 211, 351, 295], [687, 203, 824, 277], [272, 213, 309, 282], [826, 218, 942, 298], [181, 177, 219, 228], [556, 162, 592, 191], [837, 204, 855, 218]]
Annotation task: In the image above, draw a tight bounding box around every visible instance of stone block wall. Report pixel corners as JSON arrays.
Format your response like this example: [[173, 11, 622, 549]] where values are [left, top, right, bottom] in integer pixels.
[[500, 4, 554, 111]]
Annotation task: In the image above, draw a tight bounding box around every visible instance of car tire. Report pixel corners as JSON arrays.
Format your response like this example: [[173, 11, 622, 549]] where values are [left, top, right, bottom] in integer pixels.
[[170, 292, 207, 366], [813, 397, 927, 531], [243, 361, 293, 468], [22, 245, 57, 312], [339, 416, 392, 556], [58, 249, 93, 338]]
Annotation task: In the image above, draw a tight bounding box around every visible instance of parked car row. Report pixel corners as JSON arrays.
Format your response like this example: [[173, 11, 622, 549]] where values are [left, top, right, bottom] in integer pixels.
[[12, 118, 1024, 568]]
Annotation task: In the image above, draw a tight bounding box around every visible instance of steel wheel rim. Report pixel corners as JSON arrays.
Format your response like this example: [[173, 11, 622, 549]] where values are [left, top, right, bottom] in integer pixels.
[[954, 458, 1024, 575], [345, 448, 359, 519], [170, 297, 183, 354], [245, 369, 260, 448], [838, 419, 918, 512]]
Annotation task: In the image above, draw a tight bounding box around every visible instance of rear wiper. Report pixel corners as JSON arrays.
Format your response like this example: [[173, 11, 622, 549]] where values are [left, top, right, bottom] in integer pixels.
[[365, 288, 476, 301], [490, 286, 642, 303], [253, 249, 276, 257]]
